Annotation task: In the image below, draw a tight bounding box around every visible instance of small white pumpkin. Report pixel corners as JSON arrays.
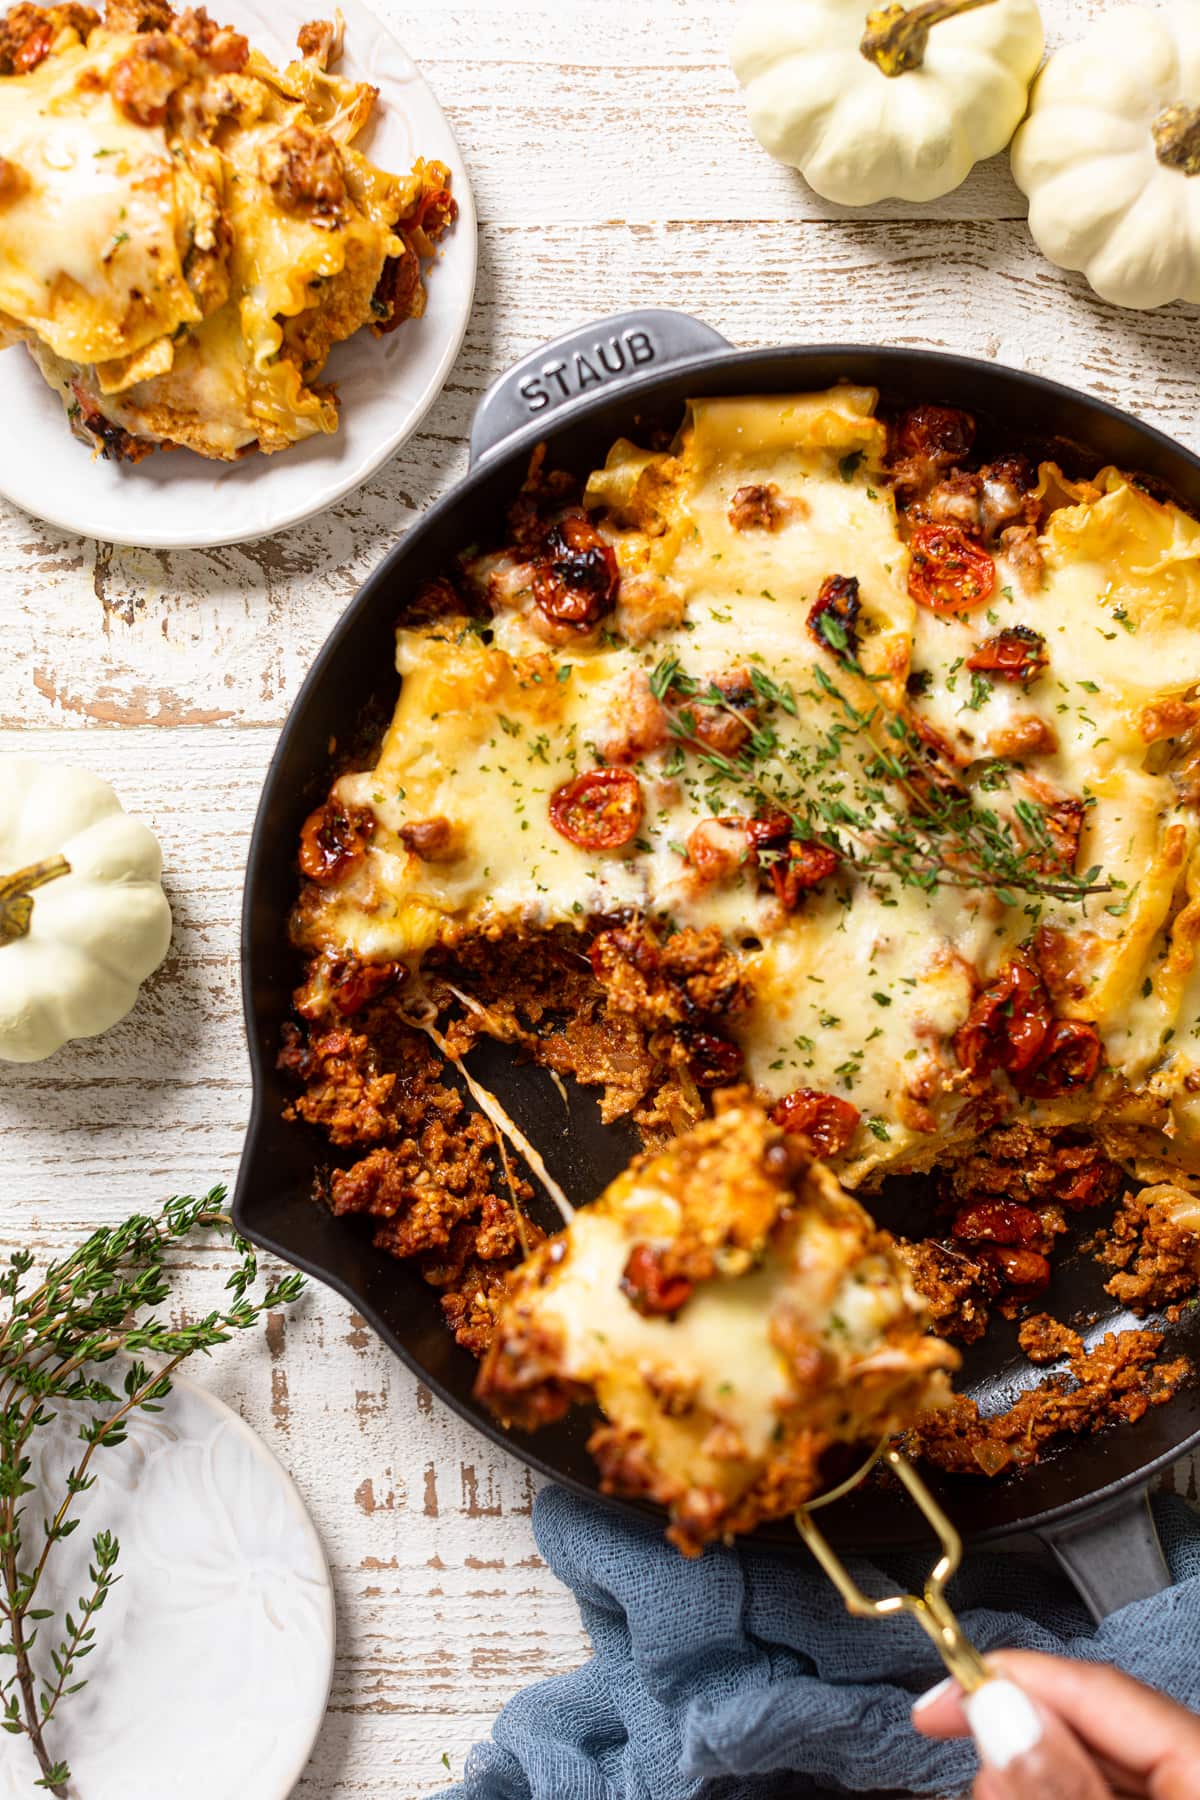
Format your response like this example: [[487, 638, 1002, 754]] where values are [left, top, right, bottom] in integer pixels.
[[0, 758, 172, 1063], [731, 0, 1045, 205], [1012, 4, 1200, 310]]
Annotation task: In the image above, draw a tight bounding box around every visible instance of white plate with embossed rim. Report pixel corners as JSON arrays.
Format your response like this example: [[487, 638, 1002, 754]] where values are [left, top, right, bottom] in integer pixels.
[[0, 0, 477, 550], [0, 1365, 335, 1799]]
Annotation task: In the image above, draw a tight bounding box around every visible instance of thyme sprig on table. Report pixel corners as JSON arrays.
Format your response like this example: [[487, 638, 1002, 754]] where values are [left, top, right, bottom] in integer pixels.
[[0, 1190, 304, 1795], [649, 652, 1112, 910]]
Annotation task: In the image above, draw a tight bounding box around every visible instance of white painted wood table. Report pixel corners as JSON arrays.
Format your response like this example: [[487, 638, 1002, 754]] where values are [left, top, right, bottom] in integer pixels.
[[3, 2, 1199, 1794]]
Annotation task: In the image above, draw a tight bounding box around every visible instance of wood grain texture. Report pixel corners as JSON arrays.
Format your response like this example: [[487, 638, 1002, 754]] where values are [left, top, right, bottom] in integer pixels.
[[2, 2, 1199, 1794]]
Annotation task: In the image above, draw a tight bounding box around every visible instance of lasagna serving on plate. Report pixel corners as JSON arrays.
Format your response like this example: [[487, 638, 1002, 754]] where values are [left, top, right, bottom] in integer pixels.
[[282, 387, 1200, 1525], [0, 0, 455, 460]]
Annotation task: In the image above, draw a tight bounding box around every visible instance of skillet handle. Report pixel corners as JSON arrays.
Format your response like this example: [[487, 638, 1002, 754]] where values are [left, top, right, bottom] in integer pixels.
[[469, 308, 733, 466], [1036, 1486, 1171, 1623]]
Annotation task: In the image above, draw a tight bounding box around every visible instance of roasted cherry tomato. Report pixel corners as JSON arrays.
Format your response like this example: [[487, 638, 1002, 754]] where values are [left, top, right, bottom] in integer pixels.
[[978, 1245, 1051, 1291], [966, 625, 1047, 684], [893, 404, 975, 468], [745, 815, 839, 909], [771, 841, 841, 909], [954, 955, 1051, 1078], [532, 513, 619, 630], [412, 184, 458, 239], [621, 1245, 693, 1317], [299, 800, 376, 885], [745, 811, 792, 855], [951, 1200, 1041, 1247], [13, 22, 52, 72], [770, 1088, 860, 1157], [371, 243, 421, 331], [1054, 1154, 1119, 1211], [807, 573, 862, 662], [908, 524, 995, 614], [1013, 1020, 1103, 1098], [328, 958, 404, 1016], [549, 767, 643, 849], [678, 1027, 744, 1087]]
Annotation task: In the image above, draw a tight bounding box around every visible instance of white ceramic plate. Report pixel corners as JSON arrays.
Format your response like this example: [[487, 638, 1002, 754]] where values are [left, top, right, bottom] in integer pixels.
[[0, 0, 477, 549], [0, 1370, 335, 1799]]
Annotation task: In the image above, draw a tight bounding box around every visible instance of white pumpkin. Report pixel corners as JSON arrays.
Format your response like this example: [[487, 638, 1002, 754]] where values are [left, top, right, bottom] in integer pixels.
[[731, 0, 1045, 205], [1012, 4, 1200, 310], [0, 759, 172, 1063]]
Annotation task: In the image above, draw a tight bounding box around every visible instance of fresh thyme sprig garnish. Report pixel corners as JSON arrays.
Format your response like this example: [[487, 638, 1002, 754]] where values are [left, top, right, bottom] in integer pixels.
[[649, 651, 1111, 909], [0, 1191, 304, 1795]]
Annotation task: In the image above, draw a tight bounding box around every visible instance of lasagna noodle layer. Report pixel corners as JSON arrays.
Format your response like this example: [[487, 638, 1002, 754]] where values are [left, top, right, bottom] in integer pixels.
[[0, 12, 435, 457]]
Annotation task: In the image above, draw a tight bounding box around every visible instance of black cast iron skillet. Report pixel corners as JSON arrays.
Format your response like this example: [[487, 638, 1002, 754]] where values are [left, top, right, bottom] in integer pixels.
[[234, 311, 1200, 1620]]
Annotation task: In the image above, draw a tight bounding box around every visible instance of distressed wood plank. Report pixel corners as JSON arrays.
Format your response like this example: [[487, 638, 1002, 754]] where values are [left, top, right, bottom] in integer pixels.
[[366, 0, 1161, 228]]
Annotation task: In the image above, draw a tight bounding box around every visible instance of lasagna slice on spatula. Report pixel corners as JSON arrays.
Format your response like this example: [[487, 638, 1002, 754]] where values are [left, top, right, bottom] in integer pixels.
[[477, 1093, 958, 1554]]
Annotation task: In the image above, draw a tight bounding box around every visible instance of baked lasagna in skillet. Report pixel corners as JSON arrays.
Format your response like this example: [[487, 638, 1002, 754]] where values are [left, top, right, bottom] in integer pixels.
[[0, 1, 455, 460], [283, 387, 1200, 1527]]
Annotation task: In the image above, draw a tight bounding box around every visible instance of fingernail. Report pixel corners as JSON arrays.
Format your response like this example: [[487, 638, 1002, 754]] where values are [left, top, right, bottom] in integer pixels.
[[964, 1679, 1043, 1771], [913, 1676, 956, 1712]]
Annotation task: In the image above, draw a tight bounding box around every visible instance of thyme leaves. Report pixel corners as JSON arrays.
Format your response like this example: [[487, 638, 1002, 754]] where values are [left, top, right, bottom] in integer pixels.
[[650, 654, 1109, 908], [0, 1194, 304, 1793]]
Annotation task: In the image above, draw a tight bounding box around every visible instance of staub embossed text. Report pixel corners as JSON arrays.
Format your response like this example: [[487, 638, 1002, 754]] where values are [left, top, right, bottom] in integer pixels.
[[517, 328, 657, 413]]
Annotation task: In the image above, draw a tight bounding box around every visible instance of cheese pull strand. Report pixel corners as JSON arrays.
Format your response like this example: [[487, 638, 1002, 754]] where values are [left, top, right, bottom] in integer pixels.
[[402, 1002, 576, 1226]]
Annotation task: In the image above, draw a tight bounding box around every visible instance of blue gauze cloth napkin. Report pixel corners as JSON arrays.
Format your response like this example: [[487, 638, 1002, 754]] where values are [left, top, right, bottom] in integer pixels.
[[438, 1484, 1200, 1800]]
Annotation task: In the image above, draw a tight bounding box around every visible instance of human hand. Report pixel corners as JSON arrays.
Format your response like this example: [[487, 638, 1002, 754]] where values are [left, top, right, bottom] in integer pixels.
[[912, 1650, 1200, 1798]]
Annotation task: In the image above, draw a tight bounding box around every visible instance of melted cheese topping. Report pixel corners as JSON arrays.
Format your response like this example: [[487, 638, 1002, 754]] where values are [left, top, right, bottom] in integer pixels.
[[299, 389, 1200, 1181], [538, 1209, 793, 1460], [0, 43, 200, 364], [0, 18, 430, 458], [908, 470, 1200, 1147]]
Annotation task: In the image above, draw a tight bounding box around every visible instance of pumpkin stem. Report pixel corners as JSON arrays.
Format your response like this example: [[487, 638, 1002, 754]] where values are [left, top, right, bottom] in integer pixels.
[[1154, 104, 1200, 176], [0, 856, 71, 947], [861, 0, 998, 77]]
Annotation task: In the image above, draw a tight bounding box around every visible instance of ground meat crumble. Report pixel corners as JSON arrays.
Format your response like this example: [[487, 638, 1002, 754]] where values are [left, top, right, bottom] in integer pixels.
[[911, 1327, 1189, 1479], [280, 1003, 542, 1353], [280, 947, 1200, 1460], [1096, 1185, 1200, 1317]]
